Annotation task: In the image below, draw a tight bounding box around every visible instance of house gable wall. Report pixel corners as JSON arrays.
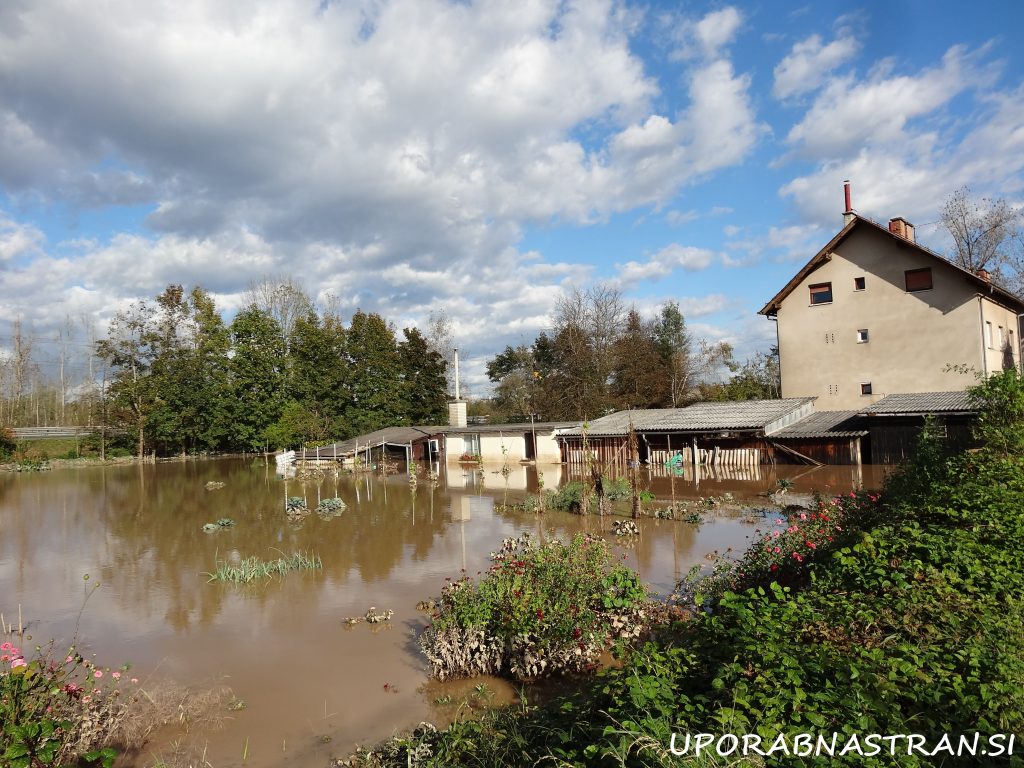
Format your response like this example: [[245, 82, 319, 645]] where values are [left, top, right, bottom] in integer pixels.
[[775, 225, 1016, 409]]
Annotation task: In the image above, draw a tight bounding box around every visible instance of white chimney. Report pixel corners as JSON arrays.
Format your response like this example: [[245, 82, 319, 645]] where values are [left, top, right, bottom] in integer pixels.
[[448, 347, 467, 427]]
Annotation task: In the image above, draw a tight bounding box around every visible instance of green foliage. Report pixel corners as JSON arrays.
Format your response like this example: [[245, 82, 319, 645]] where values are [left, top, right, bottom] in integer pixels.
[[421, 534, 648, 681], [205, 551, 322, 583], [1, 641, 135, 767], [0, 427, 15, 460], [398, 327, 448, 424], [968, 367, 1024, 455], [229, 306, 287, 451]]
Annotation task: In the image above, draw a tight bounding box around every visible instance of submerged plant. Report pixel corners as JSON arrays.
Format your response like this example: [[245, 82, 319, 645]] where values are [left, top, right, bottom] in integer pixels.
[[315, 497, 347, 519], [420, 533, 648, 681], [205, 552, 322, 584]]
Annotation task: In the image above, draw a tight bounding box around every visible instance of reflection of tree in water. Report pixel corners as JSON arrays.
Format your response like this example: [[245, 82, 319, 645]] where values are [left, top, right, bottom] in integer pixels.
[[97, 460, 456, 630]]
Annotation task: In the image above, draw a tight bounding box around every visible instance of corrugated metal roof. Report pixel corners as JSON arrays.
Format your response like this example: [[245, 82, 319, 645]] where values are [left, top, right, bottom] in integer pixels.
[[863, 391, 978, 415], [304, 426, 444, 458], [559, 399, 815, 437], [442, 421, 579, 435], [773, 410, 867, 438]]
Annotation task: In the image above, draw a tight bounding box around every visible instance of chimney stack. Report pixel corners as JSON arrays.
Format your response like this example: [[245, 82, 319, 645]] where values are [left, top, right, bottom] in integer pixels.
[[976, 268, 991, 282], [448, 347, 467, 427], [888, 217, 916, 243], [843, 180, 855, 226]]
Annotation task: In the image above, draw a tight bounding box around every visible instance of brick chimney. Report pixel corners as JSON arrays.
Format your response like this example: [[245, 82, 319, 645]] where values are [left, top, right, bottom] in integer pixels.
[[888, 217, 915, 243], [976, 268, 991, 282], [842, 180, 855, 226]]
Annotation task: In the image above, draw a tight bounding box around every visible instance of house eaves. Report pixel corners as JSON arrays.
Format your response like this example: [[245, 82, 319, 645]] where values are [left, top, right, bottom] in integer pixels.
[[758, 215, 1024, 316]]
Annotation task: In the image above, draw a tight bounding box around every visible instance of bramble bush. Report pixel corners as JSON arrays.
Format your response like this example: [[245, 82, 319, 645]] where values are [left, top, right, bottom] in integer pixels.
[[420, 533, 648, 681]]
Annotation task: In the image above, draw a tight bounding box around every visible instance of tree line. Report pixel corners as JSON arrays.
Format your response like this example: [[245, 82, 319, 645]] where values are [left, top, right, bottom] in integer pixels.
[[482, 285, 780, 423], [95, 281, 449, 456]]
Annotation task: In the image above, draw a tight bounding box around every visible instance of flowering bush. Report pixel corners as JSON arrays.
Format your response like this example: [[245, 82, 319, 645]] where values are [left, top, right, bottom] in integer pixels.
[[681, 490, 882, 609], [420, 533, 648, 680], [1, 641, 138, 767]]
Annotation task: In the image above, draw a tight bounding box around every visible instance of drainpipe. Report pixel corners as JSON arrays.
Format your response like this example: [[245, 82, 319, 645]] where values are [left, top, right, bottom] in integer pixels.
[[769, 313, 781, 397], [978, 296, 988, 377]]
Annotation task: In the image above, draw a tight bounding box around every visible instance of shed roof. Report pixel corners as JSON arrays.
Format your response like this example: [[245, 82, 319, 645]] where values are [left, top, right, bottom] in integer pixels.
[[303, 425, 444, 458], [861, 391, 978, 415], [772, 410, 867, 438], [441, 421, 579, 435], [759, 215, 1024, 316], [558, 399, 815, 437]]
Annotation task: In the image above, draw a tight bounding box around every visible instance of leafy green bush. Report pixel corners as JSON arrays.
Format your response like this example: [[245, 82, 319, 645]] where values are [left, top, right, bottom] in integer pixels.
[[0, 427, 15, 461], [544, 481, 586, 513], [1, 641, 135, 767], [420, 533, 648, 681]]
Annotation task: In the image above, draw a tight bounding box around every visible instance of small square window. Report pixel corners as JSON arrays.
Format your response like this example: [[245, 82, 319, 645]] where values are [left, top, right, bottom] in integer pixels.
[[860, 382, 873, 396], [854, 276, 866, 290], [905, 268, 933, 292], [856, 329, 869, 343], [809, 282, 833, 305]]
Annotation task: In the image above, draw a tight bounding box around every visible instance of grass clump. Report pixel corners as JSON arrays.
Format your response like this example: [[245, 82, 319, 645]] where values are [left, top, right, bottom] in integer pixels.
[[420, 533, 648, 681], [206, 551, 321, 583]]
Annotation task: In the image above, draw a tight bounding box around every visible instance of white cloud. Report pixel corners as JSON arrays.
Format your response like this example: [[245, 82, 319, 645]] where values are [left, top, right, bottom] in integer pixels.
[[0, 215, 45, 264], [614, 243, 716, 286], [785, 45, 990, 158], [772, 30, 860, 99], [670, 7, 743, 61]]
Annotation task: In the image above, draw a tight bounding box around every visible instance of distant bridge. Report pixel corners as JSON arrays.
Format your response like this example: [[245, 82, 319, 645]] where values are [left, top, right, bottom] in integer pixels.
[[9, 426, 98, 441]]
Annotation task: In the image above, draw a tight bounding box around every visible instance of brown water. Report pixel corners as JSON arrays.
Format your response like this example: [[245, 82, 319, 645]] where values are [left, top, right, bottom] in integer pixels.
[[0, 459, 884, 767]]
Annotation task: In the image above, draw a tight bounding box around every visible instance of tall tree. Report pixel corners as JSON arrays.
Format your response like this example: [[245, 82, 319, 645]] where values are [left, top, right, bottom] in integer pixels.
[[611, 310, 662, 408], [345, 311, 406, 435], [398, 327, 448, 424], [424, 309, 457, 396], [97, 302, 158, 456], [289, 312, 349, 441], [941, 186, 1023, 294], [652, 301, 694, 407], [230, 307, 287, 450], [243, 276, 315, 355]]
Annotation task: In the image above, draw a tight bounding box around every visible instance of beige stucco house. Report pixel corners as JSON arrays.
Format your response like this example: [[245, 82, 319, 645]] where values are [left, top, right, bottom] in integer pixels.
[[760, 213, 1024, 410]]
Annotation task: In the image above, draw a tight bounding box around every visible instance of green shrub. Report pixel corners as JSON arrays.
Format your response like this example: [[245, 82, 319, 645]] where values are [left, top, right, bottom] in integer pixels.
[[420, 533, 648, 681], [0, 427, 15, 461]]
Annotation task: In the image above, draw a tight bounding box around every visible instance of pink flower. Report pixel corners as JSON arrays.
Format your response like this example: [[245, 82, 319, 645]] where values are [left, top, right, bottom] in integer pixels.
[[11, 658, 27, 669], [112, 671, 121, 680], [806, 541, 816, 549], [130, 678, 138, 684], [66, 656, 75, 664], [773, 547, 781, 553], [82, 695, 92, 704], [0, 642, 11, 652], [93, 670, 103, 679], [799, 512, 807, 520], [792, 552, 804, 562], [772, 530, 781, 538]]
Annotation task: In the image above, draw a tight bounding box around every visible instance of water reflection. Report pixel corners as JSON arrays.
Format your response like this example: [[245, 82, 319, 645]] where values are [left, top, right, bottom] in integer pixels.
[[0, 458, 885, 767]]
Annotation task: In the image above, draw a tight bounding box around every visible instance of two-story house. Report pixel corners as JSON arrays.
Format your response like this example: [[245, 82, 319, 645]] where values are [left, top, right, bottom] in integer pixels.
[[759, 206, 1024, 410]]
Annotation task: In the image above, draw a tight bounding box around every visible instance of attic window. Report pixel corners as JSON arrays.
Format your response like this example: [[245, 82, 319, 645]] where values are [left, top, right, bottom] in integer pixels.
[[860, 382, 873, 396], [905, 268, 933, 292], [857, 329, 869, 343], [809, 282, 833, 305], [854, 276, 866, 290]]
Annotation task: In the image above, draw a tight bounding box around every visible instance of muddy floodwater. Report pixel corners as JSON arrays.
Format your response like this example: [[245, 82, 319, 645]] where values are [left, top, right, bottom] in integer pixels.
[[0, 458, 885, 767]]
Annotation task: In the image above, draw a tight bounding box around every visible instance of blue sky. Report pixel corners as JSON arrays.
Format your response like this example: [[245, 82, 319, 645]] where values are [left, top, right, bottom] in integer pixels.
[[1, 0, 1022, 392]]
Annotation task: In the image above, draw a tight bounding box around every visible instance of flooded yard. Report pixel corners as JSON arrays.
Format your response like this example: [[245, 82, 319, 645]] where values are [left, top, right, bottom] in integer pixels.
[[0, 458, 883, 767]]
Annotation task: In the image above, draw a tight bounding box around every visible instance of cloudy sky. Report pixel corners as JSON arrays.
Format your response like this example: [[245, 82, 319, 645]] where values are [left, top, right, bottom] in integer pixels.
[[1, 0, 1022, 393]]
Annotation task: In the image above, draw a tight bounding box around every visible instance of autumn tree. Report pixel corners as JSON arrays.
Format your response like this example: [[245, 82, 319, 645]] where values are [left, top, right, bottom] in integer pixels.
[[941, 186, 1023, 294], [97, 302, 158, 456], [611, 310, 662, 408]]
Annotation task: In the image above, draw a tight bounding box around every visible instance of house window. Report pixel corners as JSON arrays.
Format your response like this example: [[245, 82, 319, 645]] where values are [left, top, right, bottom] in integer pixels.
[[905, 267, 933, 292], [854, 276, 866, 290], [464, 433, 481, 457], [856, 329, 869, 343], [987, 321, 994, 348], [809, 282, 833, 305], [999, 326, 1006, 347], [860, 382, 873, 396]]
